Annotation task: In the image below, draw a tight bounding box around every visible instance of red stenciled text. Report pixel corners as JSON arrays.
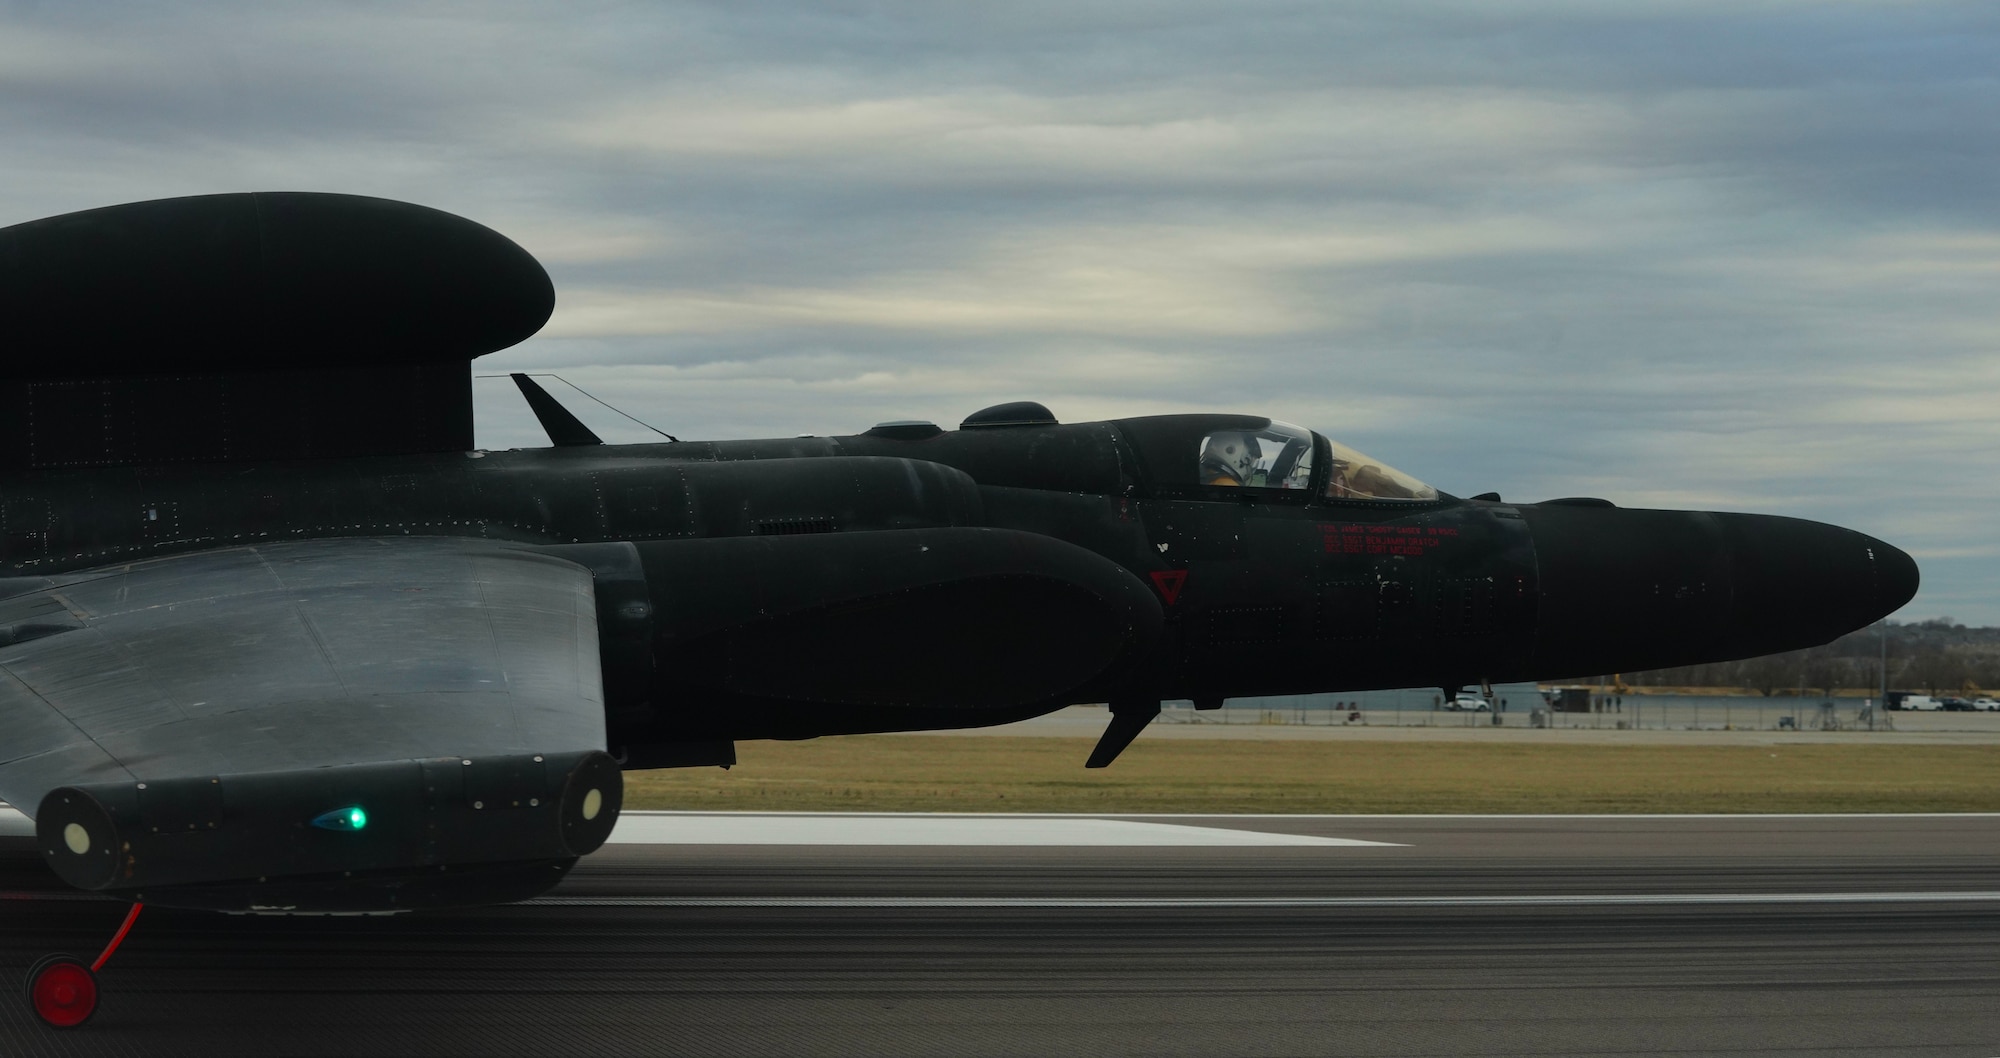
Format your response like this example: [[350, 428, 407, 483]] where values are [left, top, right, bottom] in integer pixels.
[[1320, 524, 1460, 557]]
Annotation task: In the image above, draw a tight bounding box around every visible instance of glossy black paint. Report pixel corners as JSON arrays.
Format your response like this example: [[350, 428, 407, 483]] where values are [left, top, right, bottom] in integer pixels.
[[0, 192, 1923, 915], [0, 192, 552, 375], [0, 415, 1918, 752], [0, 194, 552, 473]]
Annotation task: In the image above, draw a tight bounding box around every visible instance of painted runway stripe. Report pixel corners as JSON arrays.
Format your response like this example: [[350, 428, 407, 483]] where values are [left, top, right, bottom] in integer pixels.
[[5, 890, 1997, 908], [606, 812, 1401, 846], [0, 806, 1396, 846], [530, 891, 2000, 909], [1, 806, 1400, 847], [620, 811, 2000, 820]]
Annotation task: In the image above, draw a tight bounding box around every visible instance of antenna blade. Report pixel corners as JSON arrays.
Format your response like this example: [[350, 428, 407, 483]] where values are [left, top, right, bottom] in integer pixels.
[[511, 373, 602, 447]]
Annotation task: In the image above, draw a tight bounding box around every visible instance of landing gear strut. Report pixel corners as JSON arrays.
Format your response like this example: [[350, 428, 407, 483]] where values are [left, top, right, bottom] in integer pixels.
[[25, 902, 142, 1029]]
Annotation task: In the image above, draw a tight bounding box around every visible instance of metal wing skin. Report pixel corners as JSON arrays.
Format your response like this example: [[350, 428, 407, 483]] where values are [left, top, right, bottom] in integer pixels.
[[0, 538, 622, 912]]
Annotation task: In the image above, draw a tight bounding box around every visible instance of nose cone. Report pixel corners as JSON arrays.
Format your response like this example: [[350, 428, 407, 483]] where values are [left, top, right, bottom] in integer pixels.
[[1521, 504, 1919, 680], [1873, 536, 1921, 617], [1712, 513, 1918, 656]]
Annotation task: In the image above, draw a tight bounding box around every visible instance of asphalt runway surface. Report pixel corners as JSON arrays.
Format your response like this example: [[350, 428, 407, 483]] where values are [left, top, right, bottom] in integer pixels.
[[0, 813, 1996, 1057]]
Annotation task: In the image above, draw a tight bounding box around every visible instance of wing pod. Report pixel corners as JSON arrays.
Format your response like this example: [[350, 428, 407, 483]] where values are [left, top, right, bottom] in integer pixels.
[[36, 750, 620, 910], [0, 537, 621, 912]]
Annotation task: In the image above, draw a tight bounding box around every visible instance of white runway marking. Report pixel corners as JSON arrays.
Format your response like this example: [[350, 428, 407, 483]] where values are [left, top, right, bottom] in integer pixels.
[[0, 805, 1394, 847], [0, 807, 1399, 846], [532, 891, 2000, 909], [4, 890, 1994, 908], [605, 812, 1401, 847]]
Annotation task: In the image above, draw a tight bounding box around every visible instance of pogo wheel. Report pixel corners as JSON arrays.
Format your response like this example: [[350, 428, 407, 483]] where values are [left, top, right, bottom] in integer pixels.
[[25, 954, 98, 1029]]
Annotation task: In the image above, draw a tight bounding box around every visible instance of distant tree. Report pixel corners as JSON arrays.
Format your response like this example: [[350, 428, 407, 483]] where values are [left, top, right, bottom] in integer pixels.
[[1804, 652, 1847, 697], [1906, 649, 1970, 696], [1624, 621, 2000, 692], [1742, 652, 1795, 697]]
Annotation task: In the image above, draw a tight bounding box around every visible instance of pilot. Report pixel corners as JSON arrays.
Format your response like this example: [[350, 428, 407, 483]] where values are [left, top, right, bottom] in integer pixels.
[[1349, 463, 1413, 499], [1329, 460, 1411, 500], [1199, 432, 1261, 486], [1326, 460, 1353, 498]]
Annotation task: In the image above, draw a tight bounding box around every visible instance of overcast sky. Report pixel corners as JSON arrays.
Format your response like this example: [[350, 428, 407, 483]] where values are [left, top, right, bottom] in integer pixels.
[[4, 1, 1994, 622]]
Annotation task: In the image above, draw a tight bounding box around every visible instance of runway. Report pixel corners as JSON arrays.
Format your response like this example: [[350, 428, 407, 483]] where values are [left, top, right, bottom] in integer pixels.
[[1, 813, 1996, 1057]]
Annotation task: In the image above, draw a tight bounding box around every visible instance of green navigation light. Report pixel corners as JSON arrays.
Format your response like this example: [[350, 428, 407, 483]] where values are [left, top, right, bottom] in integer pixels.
[[311, 805, 370, 832]]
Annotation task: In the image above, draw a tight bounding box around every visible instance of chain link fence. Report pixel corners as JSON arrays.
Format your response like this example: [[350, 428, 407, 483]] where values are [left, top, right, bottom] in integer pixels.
[[1152, 686, 1987, 732]]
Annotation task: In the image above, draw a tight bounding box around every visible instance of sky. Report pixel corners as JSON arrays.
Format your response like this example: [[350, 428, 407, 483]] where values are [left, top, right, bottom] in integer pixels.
[[3, 1, 1995, 622]]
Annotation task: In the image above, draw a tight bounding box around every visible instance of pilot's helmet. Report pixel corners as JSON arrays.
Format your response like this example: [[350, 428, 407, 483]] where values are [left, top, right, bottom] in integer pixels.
[[1199, 432, 1262, 486]]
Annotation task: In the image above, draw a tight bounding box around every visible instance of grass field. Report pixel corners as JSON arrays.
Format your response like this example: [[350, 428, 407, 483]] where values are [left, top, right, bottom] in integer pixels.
[[623, 735, 2000, 814]]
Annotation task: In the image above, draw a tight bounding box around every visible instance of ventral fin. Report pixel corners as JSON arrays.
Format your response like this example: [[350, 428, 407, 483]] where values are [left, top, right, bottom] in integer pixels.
[[1086, 699, 1161, 769]]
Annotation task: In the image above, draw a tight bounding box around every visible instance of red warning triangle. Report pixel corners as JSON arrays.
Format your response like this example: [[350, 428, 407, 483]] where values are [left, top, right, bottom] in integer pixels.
[[1149, 569, 1187, 605]]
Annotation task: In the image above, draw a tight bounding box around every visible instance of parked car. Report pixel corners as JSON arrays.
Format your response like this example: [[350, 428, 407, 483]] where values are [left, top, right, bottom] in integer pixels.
[[1446, 694, 1492, 712], [1899, 695, 1944, 711], [1971, 698, 2000, 712], [1940, 697, 1973, 711]]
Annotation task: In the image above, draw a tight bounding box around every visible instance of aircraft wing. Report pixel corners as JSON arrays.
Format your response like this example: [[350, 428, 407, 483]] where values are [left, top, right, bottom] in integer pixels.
[[0, 537, 621, 909]]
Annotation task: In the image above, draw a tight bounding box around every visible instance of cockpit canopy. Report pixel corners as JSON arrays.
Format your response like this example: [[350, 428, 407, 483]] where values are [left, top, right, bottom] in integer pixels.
[[1197, 422, 1316, 490], [1116, 414, 1438, 502], [1322, 438, 1437, 502]]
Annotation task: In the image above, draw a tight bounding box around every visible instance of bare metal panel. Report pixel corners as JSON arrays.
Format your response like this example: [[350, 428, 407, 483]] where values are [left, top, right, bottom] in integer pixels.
[[0, 538, 604, 817]]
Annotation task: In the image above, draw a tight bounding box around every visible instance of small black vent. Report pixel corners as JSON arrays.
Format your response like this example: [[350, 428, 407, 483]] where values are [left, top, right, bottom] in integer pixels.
[[753, 517, 837, 536]]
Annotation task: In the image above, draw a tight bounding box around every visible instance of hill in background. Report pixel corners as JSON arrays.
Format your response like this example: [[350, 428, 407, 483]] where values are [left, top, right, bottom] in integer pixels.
[[1628, 619, 2000, 696]]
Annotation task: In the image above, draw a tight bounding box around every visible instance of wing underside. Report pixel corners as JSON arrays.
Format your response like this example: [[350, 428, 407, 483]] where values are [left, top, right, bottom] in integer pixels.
[[0, 537, 618, 909]]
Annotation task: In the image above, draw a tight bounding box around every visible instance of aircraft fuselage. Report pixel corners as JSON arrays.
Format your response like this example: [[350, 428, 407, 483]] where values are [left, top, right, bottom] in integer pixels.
[[0, 412, 1917, 762]]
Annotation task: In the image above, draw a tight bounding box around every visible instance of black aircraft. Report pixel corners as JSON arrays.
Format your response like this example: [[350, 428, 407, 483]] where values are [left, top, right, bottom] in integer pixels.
[[0, 193, 1917, 1026]]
